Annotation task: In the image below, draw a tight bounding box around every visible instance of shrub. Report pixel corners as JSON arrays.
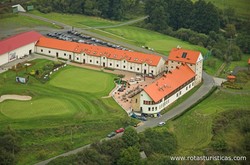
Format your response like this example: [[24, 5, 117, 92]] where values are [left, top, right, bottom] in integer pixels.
[[211, 139, 228, 151]]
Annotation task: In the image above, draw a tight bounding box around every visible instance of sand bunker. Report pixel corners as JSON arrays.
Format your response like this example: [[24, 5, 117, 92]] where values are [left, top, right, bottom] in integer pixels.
[[0, 95, 32, 103]]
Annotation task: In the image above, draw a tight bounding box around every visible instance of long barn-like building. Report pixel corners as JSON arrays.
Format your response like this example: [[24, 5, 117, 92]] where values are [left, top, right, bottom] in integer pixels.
[[0, 31, 203, 116], [35, 37, 166, 76]]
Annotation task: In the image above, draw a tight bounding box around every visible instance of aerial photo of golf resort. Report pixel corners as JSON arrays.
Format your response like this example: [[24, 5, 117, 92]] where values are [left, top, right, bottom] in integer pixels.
[[0, 0, 249, 165]]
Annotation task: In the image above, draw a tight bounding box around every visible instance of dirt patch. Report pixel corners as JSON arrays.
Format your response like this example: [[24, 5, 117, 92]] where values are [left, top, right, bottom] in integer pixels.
[[0, 95, 32, 103]]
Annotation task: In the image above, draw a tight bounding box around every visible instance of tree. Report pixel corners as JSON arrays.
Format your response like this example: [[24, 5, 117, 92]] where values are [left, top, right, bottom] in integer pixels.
[[122, 127, 139, 147], [0, 126, 21, 165], [225, 24, 236, 38], [190, 0, 220, 34], [117, 146, 141, 165]]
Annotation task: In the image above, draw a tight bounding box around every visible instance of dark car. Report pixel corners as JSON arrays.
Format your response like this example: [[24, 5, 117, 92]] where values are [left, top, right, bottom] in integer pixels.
[[107, 132, 116, 138], [115, 128, 125, 133]]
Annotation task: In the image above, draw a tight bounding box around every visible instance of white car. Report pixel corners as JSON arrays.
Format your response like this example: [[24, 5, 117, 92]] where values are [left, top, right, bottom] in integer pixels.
[[158, 122, 166, 126]]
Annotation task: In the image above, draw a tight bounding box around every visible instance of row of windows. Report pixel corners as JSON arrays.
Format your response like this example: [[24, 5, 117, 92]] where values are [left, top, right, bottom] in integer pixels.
[[148, 106, 157, 111], [143, 100, 161, 105], [39, 49, 154, 73]]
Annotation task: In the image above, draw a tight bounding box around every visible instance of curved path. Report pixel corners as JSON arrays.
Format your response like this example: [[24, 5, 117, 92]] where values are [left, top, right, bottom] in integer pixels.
[[34, 71, 214, 165]]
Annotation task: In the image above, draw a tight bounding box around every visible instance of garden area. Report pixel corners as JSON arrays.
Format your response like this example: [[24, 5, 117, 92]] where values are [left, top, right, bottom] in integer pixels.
[[0, 59, 130, 164]]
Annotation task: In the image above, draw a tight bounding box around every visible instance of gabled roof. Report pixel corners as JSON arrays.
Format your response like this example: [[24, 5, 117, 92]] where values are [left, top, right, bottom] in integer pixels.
[[0, 31, 42, 55], [144, 64, 195, 103], [168, 48, 202, 64], [36, 37, 162, 66]]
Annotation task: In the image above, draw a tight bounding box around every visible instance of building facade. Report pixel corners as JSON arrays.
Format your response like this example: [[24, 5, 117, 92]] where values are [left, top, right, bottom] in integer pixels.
[[35, 37, 166, 76], [0, 31, 42, 66], [131, 64, 196, 116]]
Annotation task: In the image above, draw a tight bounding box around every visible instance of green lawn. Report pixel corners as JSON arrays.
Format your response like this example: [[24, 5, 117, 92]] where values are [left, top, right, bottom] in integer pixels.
[[30, 10, 208, 56], [0, 59, 128, 165], [202, 0, 250, 19], [167, 89, 250, 156], [0, 14, 60, 31], [30, 10, 119, 28]]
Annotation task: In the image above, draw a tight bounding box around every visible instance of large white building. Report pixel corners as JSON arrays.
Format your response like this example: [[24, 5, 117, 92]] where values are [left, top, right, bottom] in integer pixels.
[[0, 31, 41, 66], [131, 48, 203, 116], [35, 37, 166, 76]]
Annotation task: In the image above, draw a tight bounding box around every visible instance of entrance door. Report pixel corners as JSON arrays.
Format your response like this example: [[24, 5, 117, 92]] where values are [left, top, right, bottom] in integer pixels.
[[103, 62, 105, 67], [69, 55, 72, 60], [56, 52, 59, 58], [144, 69, 147, 74], [83, 59, 85, 64], [29, 50, 32, 54]]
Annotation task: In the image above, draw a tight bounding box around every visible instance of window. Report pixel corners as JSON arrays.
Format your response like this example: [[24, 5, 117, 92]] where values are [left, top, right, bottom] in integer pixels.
[[178, 62, 180, 64], [137, 68, 139, 71], [96, 61, 99, 64], [151, 70, 154, 73], [117, 64, 119, 67], [110, 63, 112, 66], [186, 86, 188, 90], [103, 57, 105, 59], [48, 50, 51, 53], [182, 52, 187, 58], [135, 99, 137, 103], [64, 53, 66, 56], [148, 107, 151, 111], [123, 66, 126, 69], [90, 60, 92, 63], [124, 61, 126, 63], [152, 107, 154, 111], [144, 64, 147, 66], [130, 67, 133, 70], [41, 49, 43, 52], [171, 66, 173, 68], [155, 107, 157, 110], [176, 93, 178, 97], [77, 57, 79, 60]]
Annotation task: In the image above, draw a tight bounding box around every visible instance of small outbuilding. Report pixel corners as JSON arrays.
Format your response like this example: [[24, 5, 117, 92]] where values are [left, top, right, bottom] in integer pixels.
[[227, 75, 236, 82], [12, 4, 26, 13]]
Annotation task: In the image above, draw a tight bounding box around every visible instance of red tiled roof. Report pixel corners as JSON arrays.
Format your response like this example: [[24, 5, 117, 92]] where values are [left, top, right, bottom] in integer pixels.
[[168, 48, 201, 64], [36, 37, 162, 66], [0, 31, 42, 55], [144, 64, 195, 102], [227, 75, 236, 79]]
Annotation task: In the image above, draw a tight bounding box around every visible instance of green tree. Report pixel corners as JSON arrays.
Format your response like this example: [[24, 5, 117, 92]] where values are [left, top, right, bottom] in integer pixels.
[[191, 0, 220, 34], [225, 24, 236, 38], [117, 146, 141, 165], [122, 127, 139, 147]]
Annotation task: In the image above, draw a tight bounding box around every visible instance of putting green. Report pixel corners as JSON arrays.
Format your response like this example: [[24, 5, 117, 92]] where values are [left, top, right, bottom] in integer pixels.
[[49, 67, 115, 94], [0, 98, 73, 119]]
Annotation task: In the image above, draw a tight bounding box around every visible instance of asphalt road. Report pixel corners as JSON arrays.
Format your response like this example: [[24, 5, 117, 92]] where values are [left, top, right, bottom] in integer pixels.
[[19, 13, 165, 58]]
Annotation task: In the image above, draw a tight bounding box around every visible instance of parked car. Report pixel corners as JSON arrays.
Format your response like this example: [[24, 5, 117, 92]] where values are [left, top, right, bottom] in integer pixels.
[[158, 121, 165, 126], [107, 132, 116, 138], [115, 128, 125, 133]]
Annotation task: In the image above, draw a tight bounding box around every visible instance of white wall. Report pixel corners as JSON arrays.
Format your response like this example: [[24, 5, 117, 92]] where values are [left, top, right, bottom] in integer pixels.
[[0, 42, 36, 66], [140, 80, 195, 115], [0, 53, 8, 66]]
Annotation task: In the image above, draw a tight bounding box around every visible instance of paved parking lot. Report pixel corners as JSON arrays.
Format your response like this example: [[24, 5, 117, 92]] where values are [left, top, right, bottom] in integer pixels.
[[46, 30, 130, 51]]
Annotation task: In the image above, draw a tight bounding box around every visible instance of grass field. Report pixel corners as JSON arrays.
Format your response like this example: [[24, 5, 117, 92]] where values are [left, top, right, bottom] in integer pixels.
[[200, 0, 250, 19], [30, 10, 119, 28], [30, 10, 207, 56], [0, 59, 128, 164], [167, 88, 250, 156], [0, 14, 60, 31]]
